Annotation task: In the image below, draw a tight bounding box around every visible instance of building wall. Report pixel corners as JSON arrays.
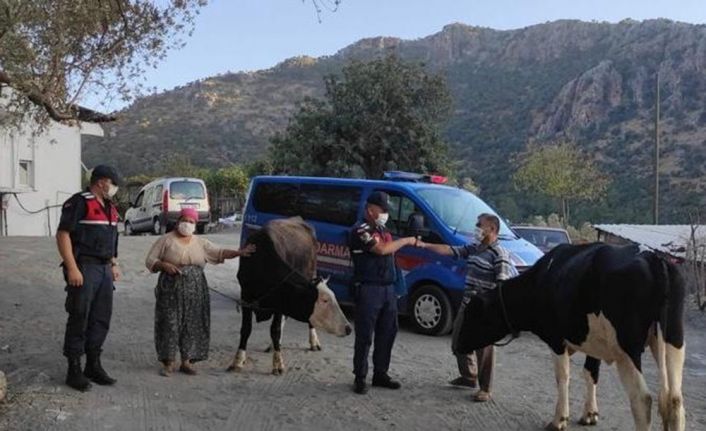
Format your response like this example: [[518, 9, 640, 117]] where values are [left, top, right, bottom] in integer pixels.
[[1, 120, 102, 236]]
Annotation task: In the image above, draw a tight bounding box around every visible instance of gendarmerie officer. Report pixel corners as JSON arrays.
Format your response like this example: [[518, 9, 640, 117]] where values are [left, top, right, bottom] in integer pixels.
[[348, 191, 418, 394], [56, 165, 123, 391]]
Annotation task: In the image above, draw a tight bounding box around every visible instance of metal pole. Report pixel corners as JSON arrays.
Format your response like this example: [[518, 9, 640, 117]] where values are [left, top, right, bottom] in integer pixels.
[[653, 71, 660, 225]]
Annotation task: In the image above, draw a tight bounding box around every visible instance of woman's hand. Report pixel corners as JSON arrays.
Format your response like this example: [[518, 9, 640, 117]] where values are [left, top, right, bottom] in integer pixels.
[[224, 244, 256, 259], [239, 244, 256, 257], [160, 261, 181, 275]]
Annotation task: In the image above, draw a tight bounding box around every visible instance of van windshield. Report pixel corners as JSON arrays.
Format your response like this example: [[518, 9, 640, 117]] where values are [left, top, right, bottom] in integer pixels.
[[170, 181, 205, 200], [416, 188, 515, 238]]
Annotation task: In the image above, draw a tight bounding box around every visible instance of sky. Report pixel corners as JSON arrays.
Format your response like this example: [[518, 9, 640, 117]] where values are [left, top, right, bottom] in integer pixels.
[[89, 0, 706, 110]]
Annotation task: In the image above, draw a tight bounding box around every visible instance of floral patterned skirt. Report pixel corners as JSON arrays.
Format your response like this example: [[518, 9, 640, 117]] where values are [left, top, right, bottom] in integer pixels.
[[154, 265, 210, 363]]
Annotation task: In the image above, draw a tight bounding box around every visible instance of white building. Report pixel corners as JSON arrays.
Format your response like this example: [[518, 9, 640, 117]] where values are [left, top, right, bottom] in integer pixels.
[[0, 99, 106, 236], [594, 224, 706, 263]]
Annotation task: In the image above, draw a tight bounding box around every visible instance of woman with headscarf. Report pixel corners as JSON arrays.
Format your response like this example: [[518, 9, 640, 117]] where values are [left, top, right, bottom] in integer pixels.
[[145, 208, 254, 376]]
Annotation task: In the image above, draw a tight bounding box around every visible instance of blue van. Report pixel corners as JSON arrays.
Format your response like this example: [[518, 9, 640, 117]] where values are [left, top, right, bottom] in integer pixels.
[[240, 172, 542, 335]]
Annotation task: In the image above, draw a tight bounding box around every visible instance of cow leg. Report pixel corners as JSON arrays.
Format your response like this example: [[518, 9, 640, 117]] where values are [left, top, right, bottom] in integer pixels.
[[265, 317, 286, 353], [665, 341, 686, 431], [649, 325, 670, 431], [546, 350, 571, 431], [579, 356, 601, 426], [271, 313, 285, 375], [615, 353, 652, 431], [309, 324, 322, 351], [228, 307, 252, 372]]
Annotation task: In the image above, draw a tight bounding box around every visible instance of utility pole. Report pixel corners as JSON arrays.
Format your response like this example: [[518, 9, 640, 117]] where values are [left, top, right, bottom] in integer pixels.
[[653, 71, 660, 225]]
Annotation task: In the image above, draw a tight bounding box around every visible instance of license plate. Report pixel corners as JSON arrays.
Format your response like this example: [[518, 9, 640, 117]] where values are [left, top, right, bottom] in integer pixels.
[[180, 203, 199, 209]]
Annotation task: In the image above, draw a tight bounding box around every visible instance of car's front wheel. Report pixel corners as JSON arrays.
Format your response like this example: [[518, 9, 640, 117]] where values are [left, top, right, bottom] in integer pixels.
[[152, 218, 165, 235], [409, 284, 453, 336]]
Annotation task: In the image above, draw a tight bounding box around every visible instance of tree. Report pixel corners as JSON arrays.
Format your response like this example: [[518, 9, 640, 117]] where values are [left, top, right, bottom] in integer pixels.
[[271, 55, 453, 179], [513, 141, 609, 225], [0, 0, 206, 125]]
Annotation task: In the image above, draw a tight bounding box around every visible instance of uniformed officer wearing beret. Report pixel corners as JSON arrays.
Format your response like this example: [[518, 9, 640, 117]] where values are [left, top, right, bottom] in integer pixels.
[[56, 165, 123, 391], [348, 191, 418, 394]]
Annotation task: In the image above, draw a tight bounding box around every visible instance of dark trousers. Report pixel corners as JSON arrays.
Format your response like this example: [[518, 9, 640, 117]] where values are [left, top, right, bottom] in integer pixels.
[[353, 283, 398, 379], [63, 264, 114, 358], [454, 347, 495, 392], [451, 302, 495, 392]]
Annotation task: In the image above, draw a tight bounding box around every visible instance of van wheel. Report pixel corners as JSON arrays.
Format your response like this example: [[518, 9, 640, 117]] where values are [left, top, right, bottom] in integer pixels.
[[409, 285, 453, 336], [196, 223, 207, 235], [124, 222, 134, 236], [152, 218, 165, 235]]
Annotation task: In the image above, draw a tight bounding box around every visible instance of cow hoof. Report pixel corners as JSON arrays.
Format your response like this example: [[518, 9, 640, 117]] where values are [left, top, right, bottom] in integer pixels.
[[227, 350, 247, 372], [545, 420, 568, 431], [264, 345, 273, 353], [272, 368, 284, 376], [578, 412, 599, 426], [310, 344, 322, 352]]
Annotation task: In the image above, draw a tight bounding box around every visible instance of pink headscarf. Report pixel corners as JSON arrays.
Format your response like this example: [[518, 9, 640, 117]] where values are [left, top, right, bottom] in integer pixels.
[[180, 207, 198, 222]]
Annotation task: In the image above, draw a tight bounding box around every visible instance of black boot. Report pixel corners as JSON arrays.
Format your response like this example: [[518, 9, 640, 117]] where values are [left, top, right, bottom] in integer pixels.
[[353, 377, 368, 395], [372, 373, 401, 389], [66, 356, 91, 392], [84, 351, 117, 385]]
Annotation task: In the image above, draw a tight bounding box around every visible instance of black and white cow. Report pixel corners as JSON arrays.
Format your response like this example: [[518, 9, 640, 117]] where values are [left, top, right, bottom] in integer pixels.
[[456, 243, 685, 431], [229, 217, 351, 375]]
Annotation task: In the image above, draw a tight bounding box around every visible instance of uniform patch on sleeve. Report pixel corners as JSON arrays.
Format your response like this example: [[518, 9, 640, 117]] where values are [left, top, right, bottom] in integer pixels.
[[356, 224, 375, 244]]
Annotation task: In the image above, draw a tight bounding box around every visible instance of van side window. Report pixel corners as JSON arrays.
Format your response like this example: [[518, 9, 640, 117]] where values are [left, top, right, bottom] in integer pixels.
[[252, 183, 299, 216], [153, 185, 163, 204], [135, 191, 144, 208], [299, 184, 361, 226], [144, 188, 154, 207], [384, 192, 420, 236]]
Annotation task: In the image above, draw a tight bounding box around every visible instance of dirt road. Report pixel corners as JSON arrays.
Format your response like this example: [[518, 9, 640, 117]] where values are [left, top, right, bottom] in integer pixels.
[[1, 233, 705, 430]]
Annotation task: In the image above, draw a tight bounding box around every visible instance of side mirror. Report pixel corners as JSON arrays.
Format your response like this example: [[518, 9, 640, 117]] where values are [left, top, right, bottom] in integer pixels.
[[405, 212, 430, 238]]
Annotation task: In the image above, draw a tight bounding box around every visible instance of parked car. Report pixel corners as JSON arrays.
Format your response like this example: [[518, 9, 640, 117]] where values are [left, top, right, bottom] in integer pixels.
[[511, 225, 571, 253], [240, 172, 543, 336], [124, 177, 210, 235]]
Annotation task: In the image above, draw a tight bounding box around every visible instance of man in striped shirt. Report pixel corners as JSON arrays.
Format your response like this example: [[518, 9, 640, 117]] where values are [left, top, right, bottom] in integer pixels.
[[418, 213, 518, 402]]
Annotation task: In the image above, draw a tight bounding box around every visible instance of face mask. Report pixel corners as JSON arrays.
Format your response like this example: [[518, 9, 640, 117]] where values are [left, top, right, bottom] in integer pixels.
[[473, 227, 485, 242], [106, 184, 119, 199], [375, 212, 389, 227], [178, 221, 195, 236]]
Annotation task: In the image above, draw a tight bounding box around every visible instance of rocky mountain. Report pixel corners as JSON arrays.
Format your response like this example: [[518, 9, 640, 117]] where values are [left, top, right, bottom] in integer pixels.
[[84, 19, 706, 223]]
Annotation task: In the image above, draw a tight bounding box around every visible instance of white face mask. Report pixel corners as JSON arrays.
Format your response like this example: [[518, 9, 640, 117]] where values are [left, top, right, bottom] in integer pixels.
[[178, 221, 195, 237], [375, 212, 389, 227], [107, 184, 119, 199], [473, 227, 485, 242]]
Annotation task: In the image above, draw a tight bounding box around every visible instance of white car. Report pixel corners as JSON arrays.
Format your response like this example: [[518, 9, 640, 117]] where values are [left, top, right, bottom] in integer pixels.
[[124, 177, 211, 235]]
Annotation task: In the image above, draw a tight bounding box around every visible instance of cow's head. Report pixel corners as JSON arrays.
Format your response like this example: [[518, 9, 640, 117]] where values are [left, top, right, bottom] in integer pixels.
[[309, 277, 352, 337], [456, 289, 512, 353]]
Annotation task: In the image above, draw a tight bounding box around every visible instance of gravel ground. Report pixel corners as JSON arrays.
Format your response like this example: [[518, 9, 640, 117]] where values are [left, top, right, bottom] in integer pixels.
[[0, 233, 705, 431]]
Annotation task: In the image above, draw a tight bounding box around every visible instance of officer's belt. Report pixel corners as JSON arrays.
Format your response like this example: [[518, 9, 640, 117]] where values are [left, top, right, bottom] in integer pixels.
[[77, 255, 111, 265]]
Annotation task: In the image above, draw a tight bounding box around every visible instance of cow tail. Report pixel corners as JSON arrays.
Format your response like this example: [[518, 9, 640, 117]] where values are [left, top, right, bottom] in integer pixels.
[[658, 258, 685, 349]]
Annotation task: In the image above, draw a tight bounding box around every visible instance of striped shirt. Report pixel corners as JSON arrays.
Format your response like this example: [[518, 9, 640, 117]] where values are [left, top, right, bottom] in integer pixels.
[[451, 241, 518, 302]]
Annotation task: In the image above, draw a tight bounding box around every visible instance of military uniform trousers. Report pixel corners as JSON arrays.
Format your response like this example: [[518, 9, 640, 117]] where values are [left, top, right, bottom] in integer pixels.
[[353, 282, 398, 378], [63, 263, 114, 358]]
